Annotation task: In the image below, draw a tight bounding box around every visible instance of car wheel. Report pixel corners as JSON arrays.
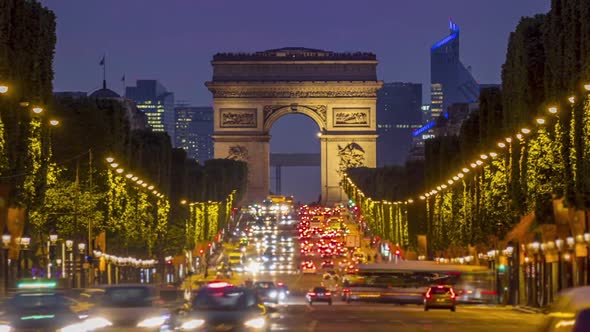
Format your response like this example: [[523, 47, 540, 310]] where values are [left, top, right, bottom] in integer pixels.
[[424, 306, 429, 311], [451, 306, 456, 312]]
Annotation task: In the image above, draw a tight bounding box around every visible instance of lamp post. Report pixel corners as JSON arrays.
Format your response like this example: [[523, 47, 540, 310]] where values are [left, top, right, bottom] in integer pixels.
[[530, 241, 541, 307], [65, 240, 74, 288], [48, 232, 58, 279], [78, 243, 86, 288], [505, 245, 515, 305], [566, 236, 575, 287], [2, 230, 10, 294], [556, 239, 564, 291], [18, 236, 31, 279]]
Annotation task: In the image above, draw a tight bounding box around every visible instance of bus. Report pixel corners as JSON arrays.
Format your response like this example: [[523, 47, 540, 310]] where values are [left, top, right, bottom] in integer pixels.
[[341, 261, 495, 304]]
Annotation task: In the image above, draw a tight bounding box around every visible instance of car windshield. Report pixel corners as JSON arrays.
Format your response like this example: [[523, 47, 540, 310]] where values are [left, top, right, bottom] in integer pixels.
[[9, 292, 70, 311], [192, 287, 250, 310], [101, 287, 154, 308], [313, 287, 327, 293], [255, 282, 275, 289]]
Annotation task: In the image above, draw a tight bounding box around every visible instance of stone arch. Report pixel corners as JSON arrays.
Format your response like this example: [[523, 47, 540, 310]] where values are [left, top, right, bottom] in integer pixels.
[[263, 104, 327, 133]]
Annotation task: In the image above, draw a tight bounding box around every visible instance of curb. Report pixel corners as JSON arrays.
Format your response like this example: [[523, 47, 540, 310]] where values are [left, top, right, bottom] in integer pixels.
[[512, 306, 543, 314]]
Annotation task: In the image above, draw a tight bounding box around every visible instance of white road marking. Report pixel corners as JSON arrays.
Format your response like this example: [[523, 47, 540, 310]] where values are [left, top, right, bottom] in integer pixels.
[[307, 319, 318, 332]]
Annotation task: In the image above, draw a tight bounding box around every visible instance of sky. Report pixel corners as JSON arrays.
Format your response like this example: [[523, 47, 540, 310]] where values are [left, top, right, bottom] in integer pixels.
[[42, 0, 551, 203]]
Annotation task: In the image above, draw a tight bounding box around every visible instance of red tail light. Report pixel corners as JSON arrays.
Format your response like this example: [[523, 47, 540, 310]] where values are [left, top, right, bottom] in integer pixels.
[[325, 292, 331, 296], [308, 292, 316, 296]]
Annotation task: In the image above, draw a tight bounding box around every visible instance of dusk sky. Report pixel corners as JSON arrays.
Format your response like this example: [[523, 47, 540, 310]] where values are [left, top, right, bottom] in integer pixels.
[[42, 0, 551, 203]]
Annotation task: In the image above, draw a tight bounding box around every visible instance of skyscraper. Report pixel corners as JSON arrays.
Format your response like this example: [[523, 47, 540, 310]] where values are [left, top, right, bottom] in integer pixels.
[[174, 106, 214, 163], [125, 80, 175, 141], [430, 19, 479, 119], [377, 82, 422, 166]]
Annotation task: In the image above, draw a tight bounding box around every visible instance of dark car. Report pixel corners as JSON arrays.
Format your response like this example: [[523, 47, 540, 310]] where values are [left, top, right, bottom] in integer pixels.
[[424, 285, 456, 312], [253, 281, 279, 304], [86, 284, 171, 330], [0, 289, 85, 332], [306, 287, 332, 305], [173, 283, 271, 331]]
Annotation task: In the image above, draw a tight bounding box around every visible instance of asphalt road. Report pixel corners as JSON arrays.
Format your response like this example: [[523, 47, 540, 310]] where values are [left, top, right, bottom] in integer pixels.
[[268, 299, 544, 332]]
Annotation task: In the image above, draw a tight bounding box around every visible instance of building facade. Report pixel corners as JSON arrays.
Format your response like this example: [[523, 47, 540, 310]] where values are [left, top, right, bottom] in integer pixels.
[[175, 106, 214, 163], [125, 80, 175, 141], [376, 82, 422, 166], [430, 20, 479, 119]]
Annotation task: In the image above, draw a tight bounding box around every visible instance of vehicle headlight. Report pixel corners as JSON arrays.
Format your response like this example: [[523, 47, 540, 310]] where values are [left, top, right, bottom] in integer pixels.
[[244, 317, 266, 329], [82, 317, 112, 330], [59, 322, 87, 332], [269, 291, 277, 298], [0, 325, 11, 332], [137, 315, 169, 328], [180, 319, 205, 330]]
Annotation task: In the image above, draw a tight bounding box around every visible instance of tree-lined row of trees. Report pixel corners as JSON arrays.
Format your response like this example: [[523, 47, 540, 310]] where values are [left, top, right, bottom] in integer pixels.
[[345, 0, 590, 254]]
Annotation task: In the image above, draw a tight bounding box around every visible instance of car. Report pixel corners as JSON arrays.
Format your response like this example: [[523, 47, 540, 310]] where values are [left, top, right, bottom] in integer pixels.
[[173, 282, 272, 331], [321, 260, 335, 269], [0, 281, 86, 332], [424, 285, 457, 312], [301, 261, 317, 274], [85, 284, 171, 330], [254, 281, 279, 304], [539, 286, 590, 332], [306, 287, 332, 305]]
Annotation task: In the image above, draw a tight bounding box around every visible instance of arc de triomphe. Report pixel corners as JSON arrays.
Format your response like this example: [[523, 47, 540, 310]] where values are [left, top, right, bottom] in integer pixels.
[[206, 48, 382, 204]]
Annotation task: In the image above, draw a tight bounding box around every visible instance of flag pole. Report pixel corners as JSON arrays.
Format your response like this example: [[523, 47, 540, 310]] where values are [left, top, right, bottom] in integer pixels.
[[102, 54, 106, 89]]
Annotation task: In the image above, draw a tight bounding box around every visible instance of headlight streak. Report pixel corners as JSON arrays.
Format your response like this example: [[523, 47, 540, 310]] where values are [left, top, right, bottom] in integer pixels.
[[244, 317, 266, 329]]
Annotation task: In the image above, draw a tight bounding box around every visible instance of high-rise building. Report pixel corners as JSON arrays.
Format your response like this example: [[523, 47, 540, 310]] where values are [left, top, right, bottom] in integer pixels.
[[125, 80, 175, 140], [377, 82, 422, 166], [430, 19, 479, 119], [174, 106, 214, 163]]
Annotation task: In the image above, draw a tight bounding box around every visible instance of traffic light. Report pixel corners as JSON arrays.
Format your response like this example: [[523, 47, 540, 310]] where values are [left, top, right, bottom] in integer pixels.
[[498, 264, 506, 272], [166, 259, 172, 265]]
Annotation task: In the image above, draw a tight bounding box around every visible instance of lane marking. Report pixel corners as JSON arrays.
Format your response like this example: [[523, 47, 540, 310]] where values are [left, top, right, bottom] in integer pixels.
[[307, 319, 318, 332]]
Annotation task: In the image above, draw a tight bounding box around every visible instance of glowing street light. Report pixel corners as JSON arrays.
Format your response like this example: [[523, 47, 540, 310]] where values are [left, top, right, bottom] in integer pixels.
[[548, 107, 558, 114], [476, 160, 483, 165], [480, 154, 488, 160], [489, 152, 498, 158], [584, 84, 590, 91], [441, 184, 448, 189], [516, 133, 523, 140], [447, 179, 454, 185], [436, 186, 442, 191], [126, 173, 133, 179], [568, 96, 575, 104], [32, 107, 43, 114], [148, 185, 154, 190], [498, 142, 506, 148], [136, 180, 144, 185], [180, 200, 187, 205], [109, 163, 118, 168], [0, 85, 8, 94], [106, 157, 114, 163], [131, 176, 138, 181], [462, 168, 469, 173], [316, 132, 322, 138], [49, 119, 59, 126], [470, 163, 477, 168], [452, 176, 459, 181], [116, 168, 124, 174], [521, 128, 531, 134], [536, 118, 545, 125], [419, 196, 426, 200], [505, 137, 512, 143], [457, 173, 464, 178]]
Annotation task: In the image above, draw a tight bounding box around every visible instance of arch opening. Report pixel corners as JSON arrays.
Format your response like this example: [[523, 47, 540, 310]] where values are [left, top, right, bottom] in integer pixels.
[[269, 113, 321, 204]]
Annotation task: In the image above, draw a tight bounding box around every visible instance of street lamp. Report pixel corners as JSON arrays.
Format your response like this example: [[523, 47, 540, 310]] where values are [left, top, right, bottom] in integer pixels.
[[0, 85, 8, 94], [18, 236, 31, 279], [48, 232, 58, 279], [78, 243, 86, 288], [556, 239, 564, 291], [49, 119, 59, 126], [65, 240, 74, 287], [32, 107, 43, 114], [2, 229, 10, 295]]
